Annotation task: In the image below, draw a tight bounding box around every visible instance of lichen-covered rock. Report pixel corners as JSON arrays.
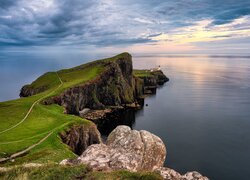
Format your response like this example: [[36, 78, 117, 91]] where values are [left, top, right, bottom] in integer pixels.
[[61, 126, 208, 180], [155, 167, 182, 180], [61, 125, 166, 172], [155, 167, 209, 180], [182, 171, 209, 180]]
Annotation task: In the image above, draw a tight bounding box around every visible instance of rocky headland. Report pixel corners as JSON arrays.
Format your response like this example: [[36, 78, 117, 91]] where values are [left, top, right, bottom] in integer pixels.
[[15, 53, 208, 179], [20, 53, 169, 150]]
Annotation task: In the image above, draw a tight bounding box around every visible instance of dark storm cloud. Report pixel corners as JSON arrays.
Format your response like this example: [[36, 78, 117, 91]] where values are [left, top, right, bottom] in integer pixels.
[[0, 0, 250, 48], [0, 0, 17, 9]]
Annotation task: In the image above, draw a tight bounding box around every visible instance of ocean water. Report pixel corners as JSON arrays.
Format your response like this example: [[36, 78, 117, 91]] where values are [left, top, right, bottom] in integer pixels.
[[133, 55, 250, 180], [1, 52, 250, 179]]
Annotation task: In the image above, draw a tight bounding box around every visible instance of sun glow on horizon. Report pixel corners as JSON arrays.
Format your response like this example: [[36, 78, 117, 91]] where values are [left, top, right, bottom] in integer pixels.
[[150, 16, 250, 47]]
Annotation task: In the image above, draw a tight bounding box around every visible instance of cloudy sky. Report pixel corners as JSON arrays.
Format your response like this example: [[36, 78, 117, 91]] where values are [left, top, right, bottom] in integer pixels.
[[0, 0, 250, 54]]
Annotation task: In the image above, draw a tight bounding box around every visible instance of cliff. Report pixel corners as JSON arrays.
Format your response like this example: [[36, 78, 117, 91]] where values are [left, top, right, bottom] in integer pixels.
[[53, 53, 138, 114], [60, 123, 102, 155], [20, 53, 168, 115]]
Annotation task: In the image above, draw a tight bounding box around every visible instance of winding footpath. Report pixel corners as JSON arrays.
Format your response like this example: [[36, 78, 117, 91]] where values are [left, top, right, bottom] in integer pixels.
[[0, 72, 63, 163], [0, 72, 63, 135]]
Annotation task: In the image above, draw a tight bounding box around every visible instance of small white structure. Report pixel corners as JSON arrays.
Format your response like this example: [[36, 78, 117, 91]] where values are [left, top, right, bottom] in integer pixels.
[[150, 65, 161, 72]]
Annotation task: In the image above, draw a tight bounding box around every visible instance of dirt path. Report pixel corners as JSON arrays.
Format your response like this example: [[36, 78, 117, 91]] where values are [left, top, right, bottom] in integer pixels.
[[0, 131, 49, 145], [0, 72, 63, 135], [0, 73, 64, 163], [0, 131, 53, 163]]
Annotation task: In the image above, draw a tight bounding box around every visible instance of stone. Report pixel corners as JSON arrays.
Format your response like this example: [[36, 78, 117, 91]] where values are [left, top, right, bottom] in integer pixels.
[[182, 171, 209, 180], [79, 108, 91, 117], [61, 125, 166, 172], [155, 167, 182, 180], [155, 167, 209, 180]]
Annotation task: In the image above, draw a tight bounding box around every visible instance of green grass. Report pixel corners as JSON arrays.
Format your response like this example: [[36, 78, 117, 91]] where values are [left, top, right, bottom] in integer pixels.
[[0, 164, 162, 180], [23, 72, 60, 91], [0, 53, 133, 166], [0, 164, 89, 180], [87, 170, 163, 180], [133, 70, 154, 77], [27, 52, 131, 99]]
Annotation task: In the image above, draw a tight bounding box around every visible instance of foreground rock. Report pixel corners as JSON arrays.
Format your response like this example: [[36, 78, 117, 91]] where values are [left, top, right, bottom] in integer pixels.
[[60, 125, 208, 179], [155, 167, 209, 180], [61, 125, 166, 171]]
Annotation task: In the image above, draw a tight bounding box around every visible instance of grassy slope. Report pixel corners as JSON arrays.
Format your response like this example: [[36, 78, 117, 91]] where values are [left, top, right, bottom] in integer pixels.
[[133, 69, 154, 77], [133, 69, 165, 77], [0, 164, 162, 180]]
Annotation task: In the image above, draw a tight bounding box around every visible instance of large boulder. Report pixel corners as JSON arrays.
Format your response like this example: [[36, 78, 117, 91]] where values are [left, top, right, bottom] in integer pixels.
[[60, 125, 209, 179], [61, 125, 166, 172]]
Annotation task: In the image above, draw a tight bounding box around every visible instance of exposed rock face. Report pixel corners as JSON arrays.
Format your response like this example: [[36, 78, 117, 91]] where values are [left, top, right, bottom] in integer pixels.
[[61, 125, 166, 172], [155, 167, 209, 180], [20, 84, 46, 97], [52, 53, 142, 114], [141, 70, 169, 94], [60, 123, 102, 155], [82, 108, 136, 136], [142, 70, 169, 87]]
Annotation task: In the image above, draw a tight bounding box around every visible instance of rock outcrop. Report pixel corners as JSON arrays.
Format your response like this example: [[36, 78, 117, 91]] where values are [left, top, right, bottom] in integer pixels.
[[61, 125, 208, 180], [142, 70, 169, 87], [155, 167, 209, 180], [60, 123, 102, 155], [61, 125, 166, 171], [140, 70, 169, 94], [20, 85, 44, 97]]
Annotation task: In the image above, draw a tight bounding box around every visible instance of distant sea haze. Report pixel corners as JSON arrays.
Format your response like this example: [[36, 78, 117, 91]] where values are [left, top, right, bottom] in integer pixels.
[[1, 52, 250, 180]]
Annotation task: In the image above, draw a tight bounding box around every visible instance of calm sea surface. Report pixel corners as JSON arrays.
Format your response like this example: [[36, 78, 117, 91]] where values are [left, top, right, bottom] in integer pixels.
[[1, 52, 250, 180]]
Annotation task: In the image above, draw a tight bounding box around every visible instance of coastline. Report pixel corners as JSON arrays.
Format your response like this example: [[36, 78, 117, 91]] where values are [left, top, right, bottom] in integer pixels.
[[0, 53, 209, 180]]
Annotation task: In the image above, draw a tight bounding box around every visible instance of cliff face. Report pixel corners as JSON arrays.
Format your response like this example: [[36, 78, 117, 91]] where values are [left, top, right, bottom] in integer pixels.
[[52, 53, 140, 114], [20, 53, 168, 116], [20, 85, 45, 97], [60, 123, 102, 155]]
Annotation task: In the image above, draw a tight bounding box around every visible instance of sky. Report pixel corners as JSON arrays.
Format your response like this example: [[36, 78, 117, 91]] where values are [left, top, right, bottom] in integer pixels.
[[0, 0, 250, 54]]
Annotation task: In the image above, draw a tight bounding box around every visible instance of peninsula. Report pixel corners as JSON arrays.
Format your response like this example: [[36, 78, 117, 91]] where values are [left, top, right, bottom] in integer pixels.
[[0, 53, 207, 179]]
